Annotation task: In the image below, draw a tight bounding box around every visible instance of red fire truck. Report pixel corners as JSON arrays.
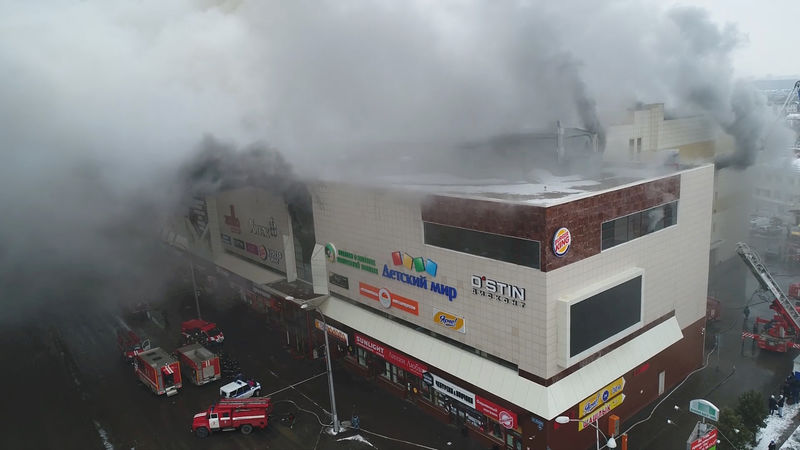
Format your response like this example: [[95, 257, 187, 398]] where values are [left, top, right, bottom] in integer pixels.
[[192, 397, 272, 438], [738, 243, 800, 352], [176, 343, 221, 386], [181, 319, 224, 346], [116, 328, 150, 362], [134, 347, 182, 396]]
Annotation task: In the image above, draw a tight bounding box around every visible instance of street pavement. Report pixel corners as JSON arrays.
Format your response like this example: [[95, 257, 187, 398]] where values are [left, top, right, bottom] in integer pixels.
[[0, 257, 490, 450], [4, 233, 800, 450]]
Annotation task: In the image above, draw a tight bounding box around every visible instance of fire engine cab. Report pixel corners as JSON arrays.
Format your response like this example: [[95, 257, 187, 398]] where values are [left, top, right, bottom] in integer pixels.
[[134, 347, 182, 396], [192, 397, 272, 438], [116, 328, 150, 362], [181, 319, 224, 346]]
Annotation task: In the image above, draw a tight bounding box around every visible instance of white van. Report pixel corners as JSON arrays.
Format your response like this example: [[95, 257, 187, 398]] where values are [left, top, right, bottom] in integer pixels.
[[219, 378, 262, 399]]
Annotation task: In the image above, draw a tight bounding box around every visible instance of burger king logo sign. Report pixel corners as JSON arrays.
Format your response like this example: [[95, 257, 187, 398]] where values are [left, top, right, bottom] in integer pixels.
[[552, 227, 572, 257]]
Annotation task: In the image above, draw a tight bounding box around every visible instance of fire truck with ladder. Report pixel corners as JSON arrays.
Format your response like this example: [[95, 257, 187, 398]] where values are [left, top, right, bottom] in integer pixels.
[[191, 397, 272, 438], [738, 242, 800, 352]]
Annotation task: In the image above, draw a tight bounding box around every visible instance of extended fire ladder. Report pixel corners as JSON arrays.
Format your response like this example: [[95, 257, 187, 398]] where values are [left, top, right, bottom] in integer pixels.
[[736, 242, 800, 332]]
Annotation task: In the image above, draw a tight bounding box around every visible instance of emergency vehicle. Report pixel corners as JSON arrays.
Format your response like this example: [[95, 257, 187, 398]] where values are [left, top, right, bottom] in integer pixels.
[[134, 347, 182, 396], [220, 376, 262, 399], [738, 242, 800, 352], [116, 328, 150, 362], [181, 319, 224, 345], [176, 343, 221, 386], [191, 397, 272, 438]]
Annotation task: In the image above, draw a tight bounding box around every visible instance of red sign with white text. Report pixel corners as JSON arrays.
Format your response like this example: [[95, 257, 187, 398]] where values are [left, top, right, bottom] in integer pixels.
[[475, 396, 518, 429], [354, 333, 427, 378], [690, 428, 718, 450]]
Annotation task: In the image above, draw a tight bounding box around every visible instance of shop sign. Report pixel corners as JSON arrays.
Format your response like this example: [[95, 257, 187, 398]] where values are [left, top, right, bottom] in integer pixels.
[[383, 252, 457, 301], [221, 234, 232, 245], [431, 373, 475, 409], [249, 217, 279, 239], [475, 396, 518, 429], [531, 416, 544, 431], [329, 272, 349, 290], [258, 245, 283, 264], [354, 333, 427, 377], [246, 242, 258, 255], [233, 238, 245, 250], [633, 362, 650, 376], [579, 377, 626, 418], [552, 227, 572, 257], [690, 428, 718, 450], [422, 371, 433, 386], [470, 275, 526, 308], [359, 282, 419, 316], [578, 394, 625, 431], [326, 243, 378, 275], [433, 311, 466, 334], [314, 319, 349, 345], [689, 399, 719, 422], [224, 205, 241, 234]]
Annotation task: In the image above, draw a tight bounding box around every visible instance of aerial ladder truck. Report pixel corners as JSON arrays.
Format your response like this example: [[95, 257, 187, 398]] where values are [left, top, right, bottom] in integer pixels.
[[738, 242, 800, 352]]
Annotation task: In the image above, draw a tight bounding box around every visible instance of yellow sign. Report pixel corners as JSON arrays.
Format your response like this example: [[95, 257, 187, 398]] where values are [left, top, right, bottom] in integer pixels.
[[433, 311, 466, 334], [578, 394, 625, 431], [579, 377, 625, 418]]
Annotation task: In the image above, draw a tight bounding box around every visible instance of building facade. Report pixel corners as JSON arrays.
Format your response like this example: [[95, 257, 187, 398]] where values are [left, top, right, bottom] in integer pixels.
[[173, 162, 714, 450]]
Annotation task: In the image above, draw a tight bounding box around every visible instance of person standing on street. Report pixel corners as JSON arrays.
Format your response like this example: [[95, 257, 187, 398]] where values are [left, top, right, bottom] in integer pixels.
[[769, 439, 777, 450], [769, 395, 778, 415], [778, 395, 786, 417]]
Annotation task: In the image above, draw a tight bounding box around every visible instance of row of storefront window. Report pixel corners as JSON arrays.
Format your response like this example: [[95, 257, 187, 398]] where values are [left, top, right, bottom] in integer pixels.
[[350, 345, 522, 449]]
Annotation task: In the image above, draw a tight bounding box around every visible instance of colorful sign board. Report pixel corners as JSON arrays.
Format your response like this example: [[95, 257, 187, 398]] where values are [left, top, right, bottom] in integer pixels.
[[359, 282, 420, 316], [314, 319, 349, 345], [354, 333, 427, 377], [579, 377, 626, 418], [326, 243, 378, 275], [383, 252, 457, 301], [578, 394, 625, 431], [433, 311, 466, 333], [392, 251, 438, 276], [552, 227, 572, 257], [690, 427, 718, 450]]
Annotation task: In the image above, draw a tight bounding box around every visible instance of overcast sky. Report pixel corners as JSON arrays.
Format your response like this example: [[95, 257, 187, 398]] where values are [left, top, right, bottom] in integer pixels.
[[667, 0, 798, 78]]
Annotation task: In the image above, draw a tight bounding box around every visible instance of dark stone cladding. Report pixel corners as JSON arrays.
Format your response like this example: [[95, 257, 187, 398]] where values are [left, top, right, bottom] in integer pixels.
[[420, 175, 680, 272], [519, 311, 675, 386]]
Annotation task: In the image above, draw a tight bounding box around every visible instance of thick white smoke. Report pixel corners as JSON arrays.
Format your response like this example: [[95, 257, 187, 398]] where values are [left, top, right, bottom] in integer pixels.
[[0, 0, 790, 320]]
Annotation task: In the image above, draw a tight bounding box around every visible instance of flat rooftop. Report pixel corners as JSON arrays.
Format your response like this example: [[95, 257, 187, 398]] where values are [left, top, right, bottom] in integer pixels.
[[378, 163, 696, 207]]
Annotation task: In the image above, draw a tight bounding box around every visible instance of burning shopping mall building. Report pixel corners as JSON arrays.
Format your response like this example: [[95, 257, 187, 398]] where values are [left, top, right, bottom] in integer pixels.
[[167, 155, 714, 449]]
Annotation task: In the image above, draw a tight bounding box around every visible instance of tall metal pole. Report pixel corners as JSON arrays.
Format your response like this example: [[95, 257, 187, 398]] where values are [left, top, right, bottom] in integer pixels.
[[190, 259, 202, 320], [317, 312, 340, 433]]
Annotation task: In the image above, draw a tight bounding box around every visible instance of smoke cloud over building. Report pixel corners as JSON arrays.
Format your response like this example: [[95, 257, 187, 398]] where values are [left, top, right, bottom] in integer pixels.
[[0, 0, 790, 320]]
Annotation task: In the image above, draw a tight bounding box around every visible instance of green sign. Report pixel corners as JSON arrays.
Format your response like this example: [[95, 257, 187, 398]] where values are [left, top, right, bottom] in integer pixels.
[[327, 243, 378, 275], [689, 399, 719, 422]]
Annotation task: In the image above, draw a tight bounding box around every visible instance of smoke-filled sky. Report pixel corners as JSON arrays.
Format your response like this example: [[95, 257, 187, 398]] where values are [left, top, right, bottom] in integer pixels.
[[0, 0, 796, 320]]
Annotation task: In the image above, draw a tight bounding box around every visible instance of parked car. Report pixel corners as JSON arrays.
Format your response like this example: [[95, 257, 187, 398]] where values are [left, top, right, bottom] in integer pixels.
[[220, 376, 262, 399]]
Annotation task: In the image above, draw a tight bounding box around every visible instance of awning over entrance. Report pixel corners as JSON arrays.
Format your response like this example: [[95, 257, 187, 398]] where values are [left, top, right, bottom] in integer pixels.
[[320, 295, 683, 420], [214, 253, 284, 285]]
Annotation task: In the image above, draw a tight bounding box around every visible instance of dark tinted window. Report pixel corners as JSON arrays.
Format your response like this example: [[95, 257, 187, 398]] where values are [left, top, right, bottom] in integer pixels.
[[423, 222, 540, 269], [601, 201, 678, 250], [570, 276, 642, 357]]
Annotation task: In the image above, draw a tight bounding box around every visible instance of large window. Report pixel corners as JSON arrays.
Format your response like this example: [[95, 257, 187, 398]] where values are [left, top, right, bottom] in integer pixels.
[[569, 276, 642, 357], [423, 222, 540, 269], [602, 201, 678, 250]]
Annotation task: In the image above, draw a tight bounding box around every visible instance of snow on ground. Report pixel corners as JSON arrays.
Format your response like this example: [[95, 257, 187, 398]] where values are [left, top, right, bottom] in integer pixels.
[[754, 402, 800, 449], [337, 434, 376, 447]]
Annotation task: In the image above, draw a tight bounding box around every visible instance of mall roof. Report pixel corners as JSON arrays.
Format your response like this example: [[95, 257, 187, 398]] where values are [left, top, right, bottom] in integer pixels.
[[374, 163, 698, 207]]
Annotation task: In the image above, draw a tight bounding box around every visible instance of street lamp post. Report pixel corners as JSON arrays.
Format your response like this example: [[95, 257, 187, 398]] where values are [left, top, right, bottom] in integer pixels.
[[301, 300, 340, 434], [555, 416, 617, 450]]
